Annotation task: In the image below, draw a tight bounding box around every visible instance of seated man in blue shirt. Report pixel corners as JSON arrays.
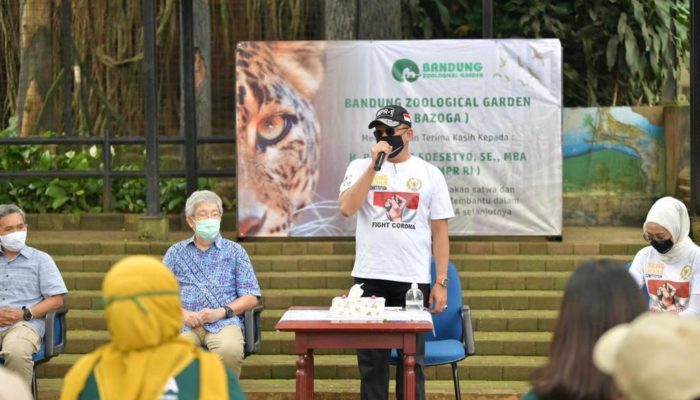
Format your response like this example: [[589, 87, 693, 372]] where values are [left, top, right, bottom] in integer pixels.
[[0, 204, 67, 387], [163, 190, 261, 377]]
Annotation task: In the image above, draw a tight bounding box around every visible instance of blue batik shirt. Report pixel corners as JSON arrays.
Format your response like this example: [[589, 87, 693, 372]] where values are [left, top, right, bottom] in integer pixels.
[[0, 245, 67, 338], [163, 235, 261, 333]]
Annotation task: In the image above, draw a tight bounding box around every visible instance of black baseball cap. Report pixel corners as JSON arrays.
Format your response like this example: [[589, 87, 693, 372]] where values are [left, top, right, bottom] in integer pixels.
[[368, 105, 412, 129]]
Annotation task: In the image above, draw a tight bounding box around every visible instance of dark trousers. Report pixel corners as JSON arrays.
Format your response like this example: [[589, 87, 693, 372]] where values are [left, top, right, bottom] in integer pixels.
[[354, 277, 430, 400]]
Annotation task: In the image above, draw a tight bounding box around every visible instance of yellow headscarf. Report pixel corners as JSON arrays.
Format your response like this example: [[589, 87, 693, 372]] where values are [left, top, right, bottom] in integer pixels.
[[61, 256, 229, 400]]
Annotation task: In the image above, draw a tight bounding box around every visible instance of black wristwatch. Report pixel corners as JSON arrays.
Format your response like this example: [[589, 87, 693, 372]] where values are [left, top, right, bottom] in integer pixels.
[[22, 306, 33, 321], [222, 305, 234, 319]]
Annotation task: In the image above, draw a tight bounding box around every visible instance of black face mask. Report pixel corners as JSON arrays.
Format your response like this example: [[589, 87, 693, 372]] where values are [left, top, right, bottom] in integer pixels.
[[651, 238, 674, 254], [378, 135, 404, 159]]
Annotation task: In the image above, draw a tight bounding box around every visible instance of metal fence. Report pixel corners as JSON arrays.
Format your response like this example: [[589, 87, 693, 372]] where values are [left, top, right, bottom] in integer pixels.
[[0, 0, 326, 215]]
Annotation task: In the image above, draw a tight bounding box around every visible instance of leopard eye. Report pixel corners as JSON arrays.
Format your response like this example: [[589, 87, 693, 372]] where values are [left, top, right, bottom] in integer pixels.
[[256, 114, 296, 151], [258, 115, 284, 140]]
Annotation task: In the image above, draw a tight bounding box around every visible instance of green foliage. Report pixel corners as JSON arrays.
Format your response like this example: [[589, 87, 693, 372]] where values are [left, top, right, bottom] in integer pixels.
[[0, 119, 220, 214], [0, 118, 102, 213], [401, 0, 690, 107], [403, 0, 480, 39], [111, 172, 218, 214]]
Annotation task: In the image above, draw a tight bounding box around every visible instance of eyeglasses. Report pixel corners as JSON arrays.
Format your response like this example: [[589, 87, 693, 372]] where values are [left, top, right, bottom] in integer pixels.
[[643, 232, 671, 242], [373, 126, 409, 141], [1, 223, 27, 234], [194, 210, 221, 219]]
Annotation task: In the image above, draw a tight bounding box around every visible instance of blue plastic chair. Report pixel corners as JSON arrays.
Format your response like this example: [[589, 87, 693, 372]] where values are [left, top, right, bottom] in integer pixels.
[[624, 262, 651, 303], [0, 306, 67, 399], [390, 261, 476, 400]]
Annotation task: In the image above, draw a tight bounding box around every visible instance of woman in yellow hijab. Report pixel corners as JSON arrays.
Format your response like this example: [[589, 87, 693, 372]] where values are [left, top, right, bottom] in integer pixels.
[[61, 256, 245, 400]]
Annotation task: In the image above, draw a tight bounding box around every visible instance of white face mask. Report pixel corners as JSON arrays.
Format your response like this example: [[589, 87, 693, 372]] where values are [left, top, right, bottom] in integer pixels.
[[0, 230, 27, 252]]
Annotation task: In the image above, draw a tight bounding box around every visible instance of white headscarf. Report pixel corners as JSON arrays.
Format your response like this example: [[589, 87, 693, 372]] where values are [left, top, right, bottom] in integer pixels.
[[643, 197, 696, 264]]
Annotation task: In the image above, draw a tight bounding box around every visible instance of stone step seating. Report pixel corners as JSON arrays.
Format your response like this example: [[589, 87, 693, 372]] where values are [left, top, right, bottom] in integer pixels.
[[37, 378, 531, 400], [29, 226, 643, 400], [66, 308, 558, 335], [62, 270, 574, 291], [56, 253, 636, 273]]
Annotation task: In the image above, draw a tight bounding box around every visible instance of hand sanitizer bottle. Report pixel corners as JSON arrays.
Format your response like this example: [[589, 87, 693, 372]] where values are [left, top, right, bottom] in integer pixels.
[[405, 283, 423, 311]]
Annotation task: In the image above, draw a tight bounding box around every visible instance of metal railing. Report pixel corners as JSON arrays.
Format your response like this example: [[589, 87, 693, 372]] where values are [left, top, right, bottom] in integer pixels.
[[0, 0, 235, 216], [0, 134, 236, 212]]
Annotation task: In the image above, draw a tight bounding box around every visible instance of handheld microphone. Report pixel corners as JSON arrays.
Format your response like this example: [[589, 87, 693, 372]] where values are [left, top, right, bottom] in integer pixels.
[[374, 152, 386, 171], [374, 136, 389, 171]]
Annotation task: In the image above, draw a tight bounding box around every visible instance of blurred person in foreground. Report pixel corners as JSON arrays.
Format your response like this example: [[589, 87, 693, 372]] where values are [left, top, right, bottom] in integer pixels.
[[60, 256, 245, 400], [629, 196, 700, 316], [594, 312, 700, 400], [522, 259, 647, 400], [163, 190, 260, 378]]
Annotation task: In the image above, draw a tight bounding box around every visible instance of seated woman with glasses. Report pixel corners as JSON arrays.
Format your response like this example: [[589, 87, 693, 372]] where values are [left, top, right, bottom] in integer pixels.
[[628, 196, 700, 316]]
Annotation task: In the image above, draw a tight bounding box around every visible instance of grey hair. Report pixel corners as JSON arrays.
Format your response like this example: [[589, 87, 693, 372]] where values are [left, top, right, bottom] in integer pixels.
[[0, 204, 26, 221], [185, 190, 223, 218]]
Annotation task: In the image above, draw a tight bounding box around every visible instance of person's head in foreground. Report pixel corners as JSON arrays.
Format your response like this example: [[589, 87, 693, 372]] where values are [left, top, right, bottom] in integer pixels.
[[594, 312, 700, 400], [60, 256, 244, 400], [527, 259, 647, 400], [642, 196, 692, 258]]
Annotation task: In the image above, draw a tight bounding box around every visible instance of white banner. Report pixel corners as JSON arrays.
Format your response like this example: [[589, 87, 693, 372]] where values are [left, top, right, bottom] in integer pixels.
[[235, 40, 562, 237]]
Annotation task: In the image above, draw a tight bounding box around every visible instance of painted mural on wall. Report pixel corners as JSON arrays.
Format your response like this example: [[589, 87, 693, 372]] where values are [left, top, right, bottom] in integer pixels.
[[563, 107, 665, 196]]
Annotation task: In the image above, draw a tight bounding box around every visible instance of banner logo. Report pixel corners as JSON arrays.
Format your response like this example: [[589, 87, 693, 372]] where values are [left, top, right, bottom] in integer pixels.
[[392, 59, 421, 82], [392, 58, 485, 82]]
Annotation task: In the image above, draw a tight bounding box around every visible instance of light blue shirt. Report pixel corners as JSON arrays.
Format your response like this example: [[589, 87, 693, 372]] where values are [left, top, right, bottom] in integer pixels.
[[163, 235, 261, 333], [0, 245, 67, 337]]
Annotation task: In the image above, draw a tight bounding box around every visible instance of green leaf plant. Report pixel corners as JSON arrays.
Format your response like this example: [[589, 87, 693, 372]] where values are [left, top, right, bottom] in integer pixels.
[[0, 118, 221, 214], [402, 0, 689, 107]]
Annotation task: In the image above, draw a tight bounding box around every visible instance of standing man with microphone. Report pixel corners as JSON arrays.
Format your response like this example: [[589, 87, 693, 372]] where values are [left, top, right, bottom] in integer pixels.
[[338, 105, 454, 400]]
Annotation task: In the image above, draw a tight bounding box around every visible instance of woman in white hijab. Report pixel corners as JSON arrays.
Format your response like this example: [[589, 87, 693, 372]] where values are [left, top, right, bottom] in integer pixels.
[[629, 196, 700, 316]]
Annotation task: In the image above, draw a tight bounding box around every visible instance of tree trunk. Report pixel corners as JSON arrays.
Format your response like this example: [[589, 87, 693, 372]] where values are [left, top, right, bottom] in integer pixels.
[[357, 0, 401, 40], [0, 1, 21, 126], [17, 0, 54, 136], [322, 0, 356, 39], [180, 0, 213, 168], [194, 0, 213, 168], [193, 0, 211, 138]]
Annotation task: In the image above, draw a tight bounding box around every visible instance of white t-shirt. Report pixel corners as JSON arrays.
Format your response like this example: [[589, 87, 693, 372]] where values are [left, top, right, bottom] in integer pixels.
[[339, 156, 454, 284], [630, 245, 700, 316]]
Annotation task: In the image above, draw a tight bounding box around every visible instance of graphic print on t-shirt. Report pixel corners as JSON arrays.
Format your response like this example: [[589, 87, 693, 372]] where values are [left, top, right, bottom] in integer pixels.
[[647, 279, 691, 313], [370, 191, 420, 227]]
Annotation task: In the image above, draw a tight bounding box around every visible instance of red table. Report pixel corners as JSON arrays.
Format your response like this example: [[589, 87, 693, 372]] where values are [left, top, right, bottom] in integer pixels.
[[275, 306, 433, 400]]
